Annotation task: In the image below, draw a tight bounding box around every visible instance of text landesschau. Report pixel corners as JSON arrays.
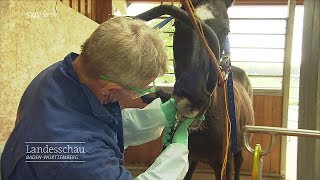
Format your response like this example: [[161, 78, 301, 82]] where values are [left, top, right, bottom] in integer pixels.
[[26, 144, 85, 154]]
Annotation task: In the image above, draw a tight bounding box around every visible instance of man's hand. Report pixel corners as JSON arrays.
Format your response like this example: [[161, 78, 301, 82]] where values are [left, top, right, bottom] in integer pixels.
[[172, 118, 194, 147], [160, 98, 177, 127]]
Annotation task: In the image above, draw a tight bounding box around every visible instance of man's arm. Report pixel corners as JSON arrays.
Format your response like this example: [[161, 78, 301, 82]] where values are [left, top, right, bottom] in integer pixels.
[[121, 98, 168, 148], [135, 143, 189, 180]]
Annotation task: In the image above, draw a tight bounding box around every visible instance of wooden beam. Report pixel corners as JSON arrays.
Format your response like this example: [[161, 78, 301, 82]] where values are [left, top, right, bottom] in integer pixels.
[[95, 0, 112, 24], [71, 0, 79, 11], [86, 0, 92, 18], [79, 0, 86, 15], [297, 0, 320, 179], [91, 0, 96, 22]]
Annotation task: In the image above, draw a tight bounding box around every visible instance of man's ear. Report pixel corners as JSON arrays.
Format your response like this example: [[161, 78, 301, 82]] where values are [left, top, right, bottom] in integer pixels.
[[101, 83, 123, 95], [225, 0, 235, 8]]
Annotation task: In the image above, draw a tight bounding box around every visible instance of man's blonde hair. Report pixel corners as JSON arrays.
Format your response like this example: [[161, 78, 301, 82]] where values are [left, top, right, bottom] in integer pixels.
[[80, 17, 168, 87]]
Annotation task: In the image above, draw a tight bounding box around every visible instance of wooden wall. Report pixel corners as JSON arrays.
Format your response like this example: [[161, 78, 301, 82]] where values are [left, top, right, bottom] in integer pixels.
[[121, 94, 283, 176]]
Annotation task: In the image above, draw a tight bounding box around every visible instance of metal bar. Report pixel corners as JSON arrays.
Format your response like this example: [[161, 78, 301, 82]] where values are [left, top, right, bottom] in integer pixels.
[[243, 125, 320, 159], [244, 125, 320, 138], [261, 134, 277, 156], [244, 131, 276, 156]]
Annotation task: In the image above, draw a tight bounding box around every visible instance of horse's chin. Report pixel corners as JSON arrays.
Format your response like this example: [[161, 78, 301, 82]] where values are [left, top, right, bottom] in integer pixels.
[[173, 96, 209, 131], [174, 96, 199, 118], [173, 96, 209, 117]]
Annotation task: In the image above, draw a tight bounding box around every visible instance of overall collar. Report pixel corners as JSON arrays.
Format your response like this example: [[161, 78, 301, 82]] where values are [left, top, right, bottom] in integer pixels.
[[63, 52, 120, 122]]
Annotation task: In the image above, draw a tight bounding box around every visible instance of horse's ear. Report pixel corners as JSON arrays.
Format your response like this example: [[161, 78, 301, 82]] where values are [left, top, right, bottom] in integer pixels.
[[225, 0, 235, 8]]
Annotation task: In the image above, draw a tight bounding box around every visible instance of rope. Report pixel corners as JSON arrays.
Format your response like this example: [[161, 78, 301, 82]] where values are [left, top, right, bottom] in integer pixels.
[[221, 83, 232, 179]]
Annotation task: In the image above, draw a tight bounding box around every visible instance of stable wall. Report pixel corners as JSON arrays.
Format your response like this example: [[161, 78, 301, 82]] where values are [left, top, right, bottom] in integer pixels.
[[0, 0, 98, 146]]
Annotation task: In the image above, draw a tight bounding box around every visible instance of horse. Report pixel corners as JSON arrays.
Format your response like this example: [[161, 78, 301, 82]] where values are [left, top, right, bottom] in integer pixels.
[[136, 0, 254, 179]]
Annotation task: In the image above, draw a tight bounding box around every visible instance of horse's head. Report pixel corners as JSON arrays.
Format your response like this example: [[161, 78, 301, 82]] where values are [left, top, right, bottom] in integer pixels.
[[173, 0, 234, 118]]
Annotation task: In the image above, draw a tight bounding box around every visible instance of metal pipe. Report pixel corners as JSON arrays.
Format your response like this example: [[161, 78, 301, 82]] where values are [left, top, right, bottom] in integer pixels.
[[260, 134, 277, 156], [243, 131, 255, 154], [244, 125, 320, 138], [243, 131, 277, 156], [244, 125, 320, 156]]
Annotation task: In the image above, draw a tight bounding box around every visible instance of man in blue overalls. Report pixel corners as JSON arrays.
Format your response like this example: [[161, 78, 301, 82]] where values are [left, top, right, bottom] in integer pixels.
[[1, 17, 193, 180]]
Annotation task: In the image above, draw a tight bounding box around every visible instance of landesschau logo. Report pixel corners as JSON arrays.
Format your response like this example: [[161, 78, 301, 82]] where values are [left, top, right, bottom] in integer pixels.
[[26, 144, 84, 154], [25, 142, 86, 163]]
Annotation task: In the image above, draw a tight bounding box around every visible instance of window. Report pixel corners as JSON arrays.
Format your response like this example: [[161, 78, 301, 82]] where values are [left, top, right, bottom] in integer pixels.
[[227, 5, 287, 90], [127, 3, 177, 86]]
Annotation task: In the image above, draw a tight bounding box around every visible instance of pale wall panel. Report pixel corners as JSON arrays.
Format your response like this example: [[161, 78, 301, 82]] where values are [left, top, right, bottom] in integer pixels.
[[0, 0, 98, 144]]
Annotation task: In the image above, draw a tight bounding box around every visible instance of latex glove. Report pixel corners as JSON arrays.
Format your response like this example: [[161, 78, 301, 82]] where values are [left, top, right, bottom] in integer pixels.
[[160, 98, 177, 127], [172, 118, 195, 147]]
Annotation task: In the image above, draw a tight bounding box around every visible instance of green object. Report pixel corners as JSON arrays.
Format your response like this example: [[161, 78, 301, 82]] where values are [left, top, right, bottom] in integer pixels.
[[161, 98, 177, 147], [160, 98, 177, 124], [162, 115, 205, 147], [100, 75, 156, 98], [160, 98, 205, 147], [172, 118, 195, 146]]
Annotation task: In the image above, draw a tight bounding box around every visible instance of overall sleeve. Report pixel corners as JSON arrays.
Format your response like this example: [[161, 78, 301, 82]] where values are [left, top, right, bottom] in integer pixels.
[[135, 143, 189, 180], [121, 98, 168, 148], [56, 145, 134, 180]]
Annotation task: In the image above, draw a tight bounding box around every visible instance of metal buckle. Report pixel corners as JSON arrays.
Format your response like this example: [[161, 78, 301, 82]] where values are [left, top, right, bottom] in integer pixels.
[[218, 54, 231, 86]]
